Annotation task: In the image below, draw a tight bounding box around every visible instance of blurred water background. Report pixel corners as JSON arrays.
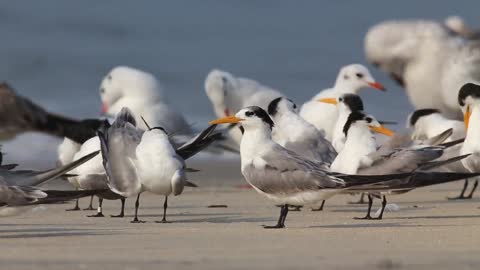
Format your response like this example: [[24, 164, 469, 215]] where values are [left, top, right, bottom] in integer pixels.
[[0, 0, 478, 168]]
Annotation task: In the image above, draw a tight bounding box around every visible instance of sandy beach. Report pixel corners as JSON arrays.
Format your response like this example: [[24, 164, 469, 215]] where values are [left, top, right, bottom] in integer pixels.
[[1, 159, 479, 270]]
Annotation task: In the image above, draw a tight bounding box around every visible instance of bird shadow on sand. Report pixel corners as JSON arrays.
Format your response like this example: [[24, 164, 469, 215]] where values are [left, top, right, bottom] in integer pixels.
[[0, 227, 115, 239], [391, 214, 480, 220], [309, 222, 404, 229], [124, 214, 274, 224]]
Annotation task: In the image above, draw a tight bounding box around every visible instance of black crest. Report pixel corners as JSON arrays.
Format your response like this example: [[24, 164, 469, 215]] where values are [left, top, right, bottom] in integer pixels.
[[245, 106, 275, 129], [267, 97, 283, 116], [458, 83, 480, 106], [342, 94, 364, 112], [409, 109, 439, 126], [343, 111, 367, 136]]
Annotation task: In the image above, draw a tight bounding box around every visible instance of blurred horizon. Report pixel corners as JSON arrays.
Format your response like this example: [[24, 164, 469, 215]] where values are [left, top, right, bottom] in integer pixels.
[[0, 1, 478, 167]]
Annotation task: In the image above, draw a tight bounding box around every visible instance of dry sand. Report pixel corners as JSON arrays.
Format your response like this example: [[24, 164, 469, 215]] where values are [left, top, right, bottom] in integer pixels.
[[1, 159, 480, 270]]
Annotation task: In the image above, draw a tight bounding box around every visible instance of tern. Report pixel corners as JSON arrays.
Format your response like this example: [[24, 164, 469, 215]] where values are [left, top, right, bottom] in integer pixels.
[[98, 108, 220, 223], [300, 64, 385, 141]]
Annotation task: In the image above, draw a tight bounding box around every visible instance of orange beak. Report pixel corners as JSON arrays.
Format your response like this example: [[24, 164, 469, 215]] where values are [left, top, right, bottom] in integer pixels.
[[464, 106, 471, 130], [367, 82, 386, 91], [209, 115, 243, 125], [318, 98, 338, 105], [369, 125, 395, 137]]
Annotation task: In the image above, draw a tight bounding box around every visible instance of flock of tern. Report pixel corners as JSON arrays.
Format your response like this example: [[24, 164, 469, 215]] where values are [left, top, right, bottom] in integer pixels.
[[1, 16, 480, 229]]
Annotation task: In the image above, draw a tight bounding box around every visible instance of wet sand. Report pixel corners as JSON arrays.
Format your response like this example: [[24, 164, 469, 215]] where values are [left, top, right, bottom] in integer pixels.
[[1, 159, 480, 270]]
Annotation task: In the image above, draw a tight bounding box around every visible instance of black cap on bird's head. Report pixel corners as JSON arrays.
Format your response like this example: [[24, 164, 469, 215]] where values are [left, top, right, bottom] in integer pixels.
[[267, 97, 297, 117], [408, 109, 440, 127], [343, 111, 394, 137], [340, 94, 364, 112], [458, 83, 480, 107]]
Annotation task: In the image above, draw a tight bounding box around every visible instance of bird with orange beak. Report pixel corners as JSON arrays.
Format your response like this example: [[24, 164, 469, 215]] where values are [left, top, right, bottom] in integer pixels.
[[300, 64, 385, 141], [458, 82, 480, 199]]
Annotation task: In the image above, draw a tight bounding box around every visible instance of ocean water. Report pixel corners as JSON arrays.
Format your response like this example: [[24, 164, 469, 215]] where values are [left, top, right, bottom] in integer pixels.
[[0, 1, 478, 168]]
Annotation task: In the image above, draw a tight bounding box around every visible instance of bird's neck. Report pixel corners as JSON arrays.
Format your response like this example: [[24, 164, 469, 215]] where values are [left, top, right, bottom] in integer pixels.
[[336, 125, 377, 172], [240, 125, 274, 165]]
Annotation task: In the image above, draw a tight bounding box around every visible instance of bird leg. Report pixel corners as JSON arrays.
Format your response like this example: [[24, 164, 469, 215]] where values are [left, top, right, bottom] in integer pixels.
[[354, 195, 373, 220], [466, 180, 478, 199], [156, 196, 171, 223], [66, 198, 81, 211], [131, 193, 145, 223], [111, 198, 126, 218], [88, 198, 104, 217], [372, 196, 387, 220], [263, 204, 289, 229], [311, 200, 326, 211], [83, 195, 96, 210], [348, 193, 368, 204], [448, 179, 469, 200]]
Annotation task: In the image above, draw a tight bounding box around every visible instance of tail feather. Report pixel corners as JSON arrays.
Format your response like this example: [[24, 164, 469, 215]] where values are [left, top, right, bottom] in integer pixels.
[[176, 124, 222, 160], [26, 189, 106, 205], [28, 150, 100, 186]]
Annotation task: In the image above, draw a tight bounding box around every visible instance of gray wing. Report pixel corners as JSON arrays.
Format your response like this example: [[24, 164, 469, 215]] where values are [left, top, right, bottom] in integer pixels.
[[99, 109, 144, 197], [0, 183, 46, 206], [359, 147, 444, 175], [243, 144, 345, 196]]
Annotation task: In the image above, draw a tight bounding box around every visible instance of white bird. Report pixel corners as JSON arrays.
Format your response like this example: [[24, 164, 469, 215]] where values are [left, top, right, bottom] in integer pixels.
[[205, 69, 285, 146], [98, 108, 219, 223], [365, 19, 480, 119], [100, 66, 192, 135], [300, 64, 385, 141], [207, 106, 436, 228], [331, 111, 472, 219]]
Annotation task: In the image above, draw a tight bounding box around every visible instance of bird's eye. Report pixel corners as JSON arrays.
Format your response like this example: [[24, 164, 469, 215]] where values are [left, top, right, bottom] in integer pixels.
[[339, 98, 343, 102], [221, 76, 228, 84], [107, 75, 112, 81], [293, 104, 297, 109], [245, 111, 254, 117], [366, 117, 372, 123], [356, 73, 364, 79], [343, 75, 349, 80], [100, 88, 105, 94]]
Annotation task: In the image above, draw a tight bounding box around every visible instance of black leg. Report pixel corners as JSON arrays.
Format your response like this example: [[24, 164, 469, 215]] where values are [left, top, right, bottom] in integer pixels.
[[111, 198, 126, 218], [311, 200, 326, 211], [83, 195, 95, 210], [373, 196, 387, 220], [66, 198, 81, 211], [88, 198, 104, 217], [466, 180, 478, 199], [348, 193, 368, 204], [354, 195, 373, 220], [263, 204, 289, 229], [156, 196, 171, 223], [131, 193, 145, 223], [448, 179, 468, 200]]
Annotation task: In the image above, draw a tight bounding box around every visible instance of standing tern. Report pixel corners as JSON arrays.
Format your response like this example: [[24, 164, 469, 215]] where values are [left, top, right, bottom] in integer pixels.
[[333, 111, 470, 219], [300, 64, 385, 141], [407, 108, 475, 200], [208, 106, 441, 229], [98, 108, 220, 223]]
